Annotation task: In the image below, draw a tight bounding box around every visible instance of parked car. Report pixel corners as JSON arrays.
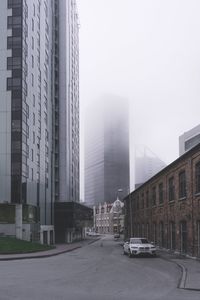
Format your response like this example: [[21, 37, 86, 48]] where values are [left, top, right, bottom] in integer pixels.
[[114, 233, 120, 239], [86, 231, 100, 237], [123, 237, 156, 257]]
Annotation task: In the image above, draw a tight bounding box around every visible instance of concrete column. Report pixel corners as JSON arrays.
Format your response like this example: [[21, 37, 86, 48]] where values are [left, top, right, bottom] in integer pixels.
[[15, 204, 22, 240]]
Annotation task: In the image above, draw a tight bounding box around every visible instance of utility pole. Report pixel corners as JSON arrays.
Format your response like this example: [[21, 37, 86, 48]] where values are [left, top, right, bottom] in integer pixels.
[[129, 188, 133, 237]]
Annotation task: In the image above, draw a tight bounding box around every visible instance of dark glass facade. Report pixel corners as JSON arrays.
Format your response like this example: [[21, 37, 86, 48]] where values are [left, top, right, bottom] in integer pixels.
[[85, 95, 130, 206]]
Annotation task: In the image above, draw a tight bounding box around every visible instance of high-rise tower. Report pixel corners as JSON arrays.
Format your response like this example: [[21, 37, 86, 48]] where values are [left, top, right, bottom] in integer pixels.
[[0, 0, 79, 243], [85, 95, 130, 206]]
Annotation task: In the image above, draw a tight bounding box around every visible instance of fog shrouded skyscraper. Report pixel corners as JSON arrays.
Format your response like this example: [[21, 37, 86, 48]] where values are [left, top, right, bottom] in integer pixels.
[[134, 146, 166, 188], [85, 95, 130, 207], [0, 0, 79, 242]]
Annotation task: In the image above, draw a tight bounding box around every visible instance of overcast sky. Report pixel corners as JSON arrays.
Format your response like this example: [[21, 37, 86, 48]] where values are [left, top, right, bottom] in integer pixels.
[[77, 0, 200, 195]]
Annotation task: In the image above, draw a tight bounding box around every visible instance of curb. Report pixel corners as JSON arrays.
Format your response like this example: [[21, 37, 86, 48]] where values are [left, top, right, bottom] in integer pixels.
[[158, 252, 187, 289], [0, 237, 101, 262], [176, 262, 187, 289], [0, 246, 82, 261]]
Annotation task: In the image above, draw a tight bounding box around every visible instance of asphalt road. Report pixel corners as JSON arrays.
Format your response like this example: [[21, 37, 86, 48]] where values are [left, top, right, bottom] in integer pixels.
[[0, 235, 199, 300]]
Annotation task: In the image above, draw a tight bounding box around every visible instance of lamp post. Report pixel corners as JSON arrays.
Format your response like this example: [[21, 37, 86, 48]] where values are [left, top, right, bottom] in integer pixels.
[[117, 188, 123, 199], [114, 189, 123, 234], [128, 187, 133, 237]]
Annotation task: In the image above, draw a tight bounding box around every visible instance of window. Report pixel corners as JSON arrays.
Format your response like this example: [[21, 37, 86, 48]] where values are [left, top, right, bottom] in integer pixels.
[[7, 57, 21, 69], [168, 177, 175, 201], [31, 149, 34, 161], [169, 221, 176, 250], [7, 78, 21, 90], [32, 37, 34, 49], [7, 36, 22, 49], [159, 221, 164, 247], [180, 221, 187, 253], [12, 110, 21, 120], [11, 162, 21, 175], [33, 113, 35, 125], [136, 196, 139, 210], [12, 7, 22, 16], [12, 98, 21, 111], [152, 186, 156, 206], [11, 141, 21, 153], [195, 162, 200, 194], [32, 18, 34, 31], [179, 171, 186, 198], [146, 190, 149, 208], [31, 73, 34, 86], [146, 223, 150, 240], [44, 112, 47, 125], [32, 55, 34, 68], [153, 222, 157, 244], [159, 183, 164, 204], [141, 193, 144, 209], [44, 80, 48, 93], [12, 119, 21, 131], [197, 221, 200, 257], [33, 94, 35, 107], [8, 0, 22, 9], [7, 16, 22, 28], [185, 134, 200, 152]]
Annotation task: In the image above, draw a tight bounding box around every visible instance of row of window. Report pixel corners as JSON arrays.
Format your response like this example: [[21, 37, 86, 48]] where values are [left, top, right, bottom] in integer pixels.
[[132, 220, 189, 252], [132, 220, 200, 256], [132, 162, 200, 210]]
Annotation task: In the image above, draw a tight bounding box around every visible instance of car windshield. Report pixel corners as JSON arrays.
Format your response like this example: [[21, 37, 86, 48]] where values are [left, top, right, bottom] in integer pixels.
[[130, 238, 149, 244]]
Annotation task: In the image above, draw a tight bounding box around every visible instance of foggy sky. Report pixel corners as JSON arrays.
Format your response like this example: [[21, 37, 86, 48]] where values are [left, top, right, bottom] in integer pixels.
[[77, 0, 200, 196]]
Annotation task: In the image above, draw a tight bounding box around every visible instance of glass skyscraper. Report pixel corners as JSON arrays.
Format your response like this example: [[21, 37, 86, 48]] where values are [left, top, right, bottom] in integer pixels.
[[0, 0, 79, 243], [85, 95, 130, 207]]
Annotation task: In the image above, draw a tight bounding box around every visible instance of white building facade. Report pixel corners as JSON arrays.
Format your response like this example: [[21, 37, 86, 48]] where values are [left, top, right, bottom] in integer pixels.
[[179, 124, 200, 156]]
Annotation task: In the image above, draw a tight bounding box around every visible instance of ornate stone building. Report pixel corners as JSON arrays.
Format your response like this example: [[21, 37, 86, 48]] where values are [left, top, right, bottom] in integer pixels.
[[94, 198, 124, 234]]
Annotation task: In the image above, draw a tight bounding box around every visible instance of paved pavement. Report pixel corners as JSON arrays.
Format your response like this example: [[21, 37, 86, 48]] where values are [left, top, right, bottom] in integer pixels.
[[158, 249, 200, 291], [0, 237, 200, 292]]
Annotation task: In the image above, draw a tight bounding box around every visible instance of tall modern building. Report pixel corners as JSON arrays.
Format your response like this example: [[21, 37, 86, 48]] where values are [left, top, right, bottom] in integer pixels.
[[134, 146, 166, 189], [85, 95, 130, 207], [0, 0, 80, 243], [179, 124, 200, 156]]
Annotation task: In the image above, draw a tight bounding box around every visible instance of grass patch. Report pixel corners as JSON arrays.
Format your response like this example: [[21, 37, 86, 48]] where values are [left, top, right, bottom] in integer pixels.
[[0, 237, 55, 254]]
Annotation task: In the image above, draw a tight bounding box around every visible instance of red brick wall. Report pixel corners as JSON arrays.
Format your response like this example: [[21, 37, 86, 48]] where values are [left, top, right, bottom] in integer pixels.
[[124, 144, 200, 257]]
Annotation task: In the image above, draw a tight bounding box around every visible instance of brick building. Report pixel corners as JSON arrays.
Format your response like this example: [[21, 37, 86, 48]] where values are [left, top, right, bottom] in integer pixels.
[[124, 143, 200, 258]]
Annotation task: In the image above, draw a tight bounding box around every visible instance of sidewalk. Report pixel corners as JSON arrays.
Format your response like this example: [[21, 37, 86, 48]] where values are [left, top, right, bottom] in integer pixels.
[[159, 249, 200, 291], [0, 237, 100, 262]]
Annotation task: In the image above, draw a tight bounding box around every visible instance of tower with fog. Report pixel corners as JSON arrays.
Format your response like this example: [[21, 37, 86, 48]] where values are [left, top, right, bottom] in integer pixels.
[[84, 95, 130, 206]]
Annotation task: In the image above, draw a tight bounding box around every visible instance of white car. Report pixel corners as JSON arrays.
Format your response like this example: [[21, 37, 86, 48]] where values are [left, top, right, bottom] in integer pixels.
[[123, 237, 156, 257]]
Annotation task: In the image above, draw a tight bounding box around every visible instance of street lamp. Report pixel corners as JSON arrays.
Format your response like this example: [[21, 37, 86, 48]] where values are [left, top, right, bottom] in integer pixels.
[[117, 186, 133, 237], [117, 188, 123, 199], [114, 188, 124, 235]]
